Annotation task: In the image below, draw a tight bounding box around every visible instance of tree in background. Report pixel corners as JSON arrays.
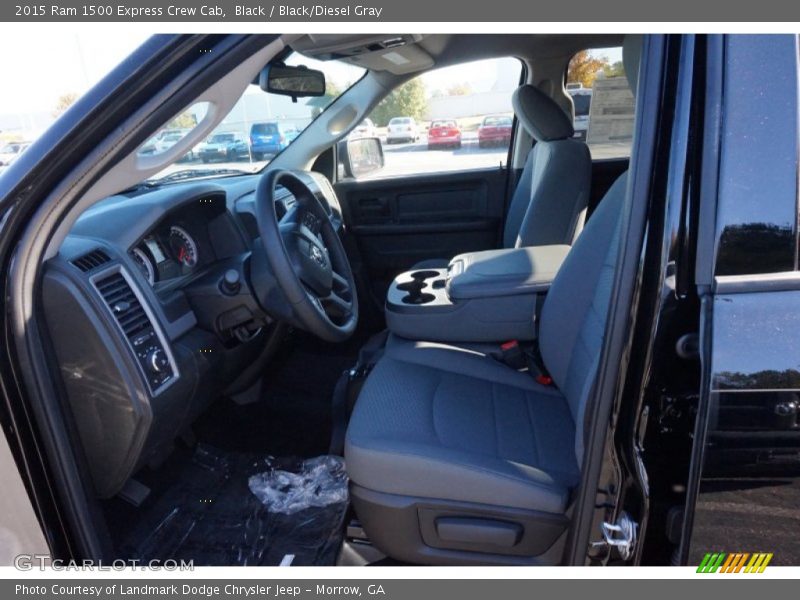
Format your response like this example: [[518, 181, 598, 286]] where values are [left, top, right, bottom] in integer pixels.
[[369, 78, 428, 126], [325, 81, 343, 98], [446, 82, 472, 96], [53, 92, 79, 118], [566, 51, 609, 89], [167, 111, 198, 130]]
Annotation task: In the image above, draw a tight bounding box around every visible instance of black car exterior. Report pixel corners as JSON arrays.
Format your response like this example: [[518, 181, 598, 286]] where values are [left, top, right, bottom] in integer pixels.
[[582, 34, 800, 566]]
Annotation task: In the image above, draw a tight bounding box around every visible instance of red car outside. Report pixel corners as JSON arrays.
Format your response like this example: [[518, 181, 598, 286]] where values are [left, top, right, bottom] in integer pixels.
[[477, 115, 513, 147], [427, 120, 462, 149]]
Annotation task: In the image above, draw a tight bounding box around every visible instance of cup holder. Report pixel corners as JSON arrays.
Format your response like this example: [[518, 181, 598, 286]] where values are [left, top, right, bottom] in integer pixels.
[[402, 292, 436, 305], [394, 269, 445, 305], [411, 270, 440, 281], [397, 280, 424, 293]]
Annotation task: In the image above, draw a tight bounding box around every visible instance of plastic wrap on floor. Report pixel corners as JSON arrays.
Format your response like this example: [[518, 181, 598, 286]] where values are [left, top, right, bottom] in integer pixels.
[[121, 445, 348, 566], [249, 455, 348, 514]]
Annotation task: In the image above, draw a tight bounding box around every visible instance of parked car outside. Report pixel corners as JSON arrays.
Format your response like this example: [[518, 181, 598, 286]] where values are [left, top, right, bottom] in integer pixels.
[[154, 131, 186, 154], [348, 118, 377, 140], [477, 115, 513, 147], [139, 128, 189, 156], [427, 120, 462, 149], [386, 116, 419, 143], [569, 87, 593, 141], [249, 121, 300, 159], [198, 132, 250, 162], [0, 141, 31, 166]]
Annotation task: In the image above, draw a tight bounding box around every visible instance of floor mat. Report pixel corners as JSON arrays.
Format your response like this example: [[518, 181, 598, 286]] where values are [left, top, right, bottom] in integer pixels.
[[193, 330, 366, 457], [118, 445, 349, 566]]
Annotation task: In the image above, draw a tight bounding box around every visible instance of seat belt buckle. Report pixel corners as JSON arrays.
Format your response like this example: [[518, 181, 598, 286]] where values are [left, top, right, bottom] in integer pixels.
[[499, 340, 527, 370], [349, 363, 373, 380]]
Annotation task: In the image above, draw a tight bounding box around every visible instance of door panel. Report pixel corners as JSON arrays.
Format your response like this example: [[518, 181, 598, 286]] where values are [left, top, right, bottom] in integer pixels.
[[688, 288, 800, 565], [335, 167, 506, 300], [684, 35, 800, 567]]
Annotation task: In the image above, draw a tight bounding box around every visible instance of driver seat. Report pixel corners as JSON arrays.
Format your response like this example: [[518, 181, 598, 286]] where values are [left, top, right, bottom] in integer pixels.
[[344, 36, 642, 565]]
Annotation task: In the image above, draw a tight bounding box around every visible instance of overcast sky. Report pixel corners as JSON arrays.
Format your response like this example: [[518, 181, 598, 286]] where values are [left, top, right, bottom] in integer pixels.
[[0, 31, 150, 115]]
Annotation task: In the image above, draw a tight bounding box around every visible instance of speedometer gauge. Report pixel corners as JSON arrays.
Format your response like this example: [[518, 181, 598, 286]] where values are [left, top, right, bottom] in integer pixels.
[[168, 226, 199, 268], [132, 247, 156, 285]]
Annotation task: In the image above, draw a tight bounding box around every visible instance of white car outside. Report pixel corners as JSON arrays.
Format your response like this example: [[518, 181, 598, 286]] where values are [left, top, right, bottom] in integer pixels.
[[569, 88, 593, 141], [386, 117, 419, 143], [348, 118, 377, 140], [0, 142, 31, 166]]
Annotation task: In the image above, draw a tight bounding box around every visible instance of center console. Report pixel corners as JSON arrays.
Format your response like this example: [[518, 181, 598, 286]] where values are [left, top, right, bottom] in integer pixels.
[[386, 245, 570, 342]]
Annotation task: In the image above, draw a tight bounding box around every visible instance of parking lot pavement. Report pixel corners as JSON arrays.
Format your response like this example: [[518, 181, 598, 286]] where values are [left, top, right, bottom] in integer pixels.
[[151, 134, 510, 181], [688, 468, 800, 565], [375, 133, 509, 178], [130, 138, 633, 184]]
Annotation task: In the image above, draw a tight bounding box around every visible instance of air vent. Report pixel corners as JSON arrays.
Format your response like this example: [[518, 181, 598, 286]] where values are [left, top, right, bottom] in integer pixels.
[[71, 249, 111, 272], [95, 272, 151, 339]]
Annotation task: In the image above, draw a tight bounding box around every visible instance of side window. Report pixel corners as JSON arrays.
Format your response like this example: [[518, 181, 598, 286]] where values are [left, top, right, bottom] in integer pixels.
[[348, 57, 522, 180], [567, 47, 635, 160]]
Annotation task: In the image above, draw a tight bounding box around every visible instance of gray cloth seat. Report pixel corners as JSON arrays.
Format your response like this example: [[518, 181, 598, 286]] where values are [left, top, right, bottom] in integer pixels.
[[347, 173, 627, 519], [346, 336, 580, 514], [345, 36, 641, 563], [411, 85, 591, 271], [346, 176, 628, 563]]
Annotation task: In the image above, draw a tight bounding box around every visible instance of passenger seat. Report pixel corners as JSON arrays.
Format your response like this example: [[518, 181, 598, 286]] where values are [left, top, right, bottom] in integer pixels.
[[414, 85, 591, 269]]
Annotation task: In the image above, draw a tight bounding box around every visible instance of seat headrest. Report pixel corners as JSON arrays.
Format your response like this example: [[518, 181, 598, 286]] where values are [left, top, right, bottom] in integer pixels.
[[512, 84, 574, 142], [623, 34, 643, 97]]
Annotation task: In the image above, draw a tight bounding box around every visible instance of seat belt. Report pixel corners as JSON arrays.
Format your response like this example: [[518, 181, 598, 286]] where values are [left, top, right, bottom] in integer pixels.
[[494, 339, 553, 386], [328, 330, 390, 456], [493, 289, 551, 385]]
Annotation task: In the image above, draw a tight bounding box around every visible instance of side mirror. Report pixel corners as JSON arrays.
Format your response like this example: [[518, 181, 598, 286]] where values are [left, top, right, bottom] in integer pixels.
[[259, 64, 326, 101], [338, 137, 385, 179]]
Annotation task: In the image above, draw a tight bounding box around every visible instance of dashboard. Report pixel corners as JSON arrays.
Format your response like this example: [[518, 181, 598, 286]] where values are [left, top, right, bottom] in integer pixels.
[[43, 170, 344, 498], [128, 198, 224, 287]]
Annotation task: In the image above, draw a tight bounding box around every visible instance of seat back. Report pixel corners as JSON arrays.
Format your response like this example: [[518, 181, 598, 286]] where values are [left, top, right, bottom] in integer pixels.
[[538, 173, 626, 463], [503, 85, 591, 249], [537, 34, 643, 464]]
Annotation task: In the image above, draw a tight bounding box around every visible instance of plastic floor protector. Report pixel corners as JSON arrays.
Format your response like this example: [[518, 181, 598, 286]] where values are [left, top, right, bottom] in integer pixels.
[[120, 445, 349, 566]]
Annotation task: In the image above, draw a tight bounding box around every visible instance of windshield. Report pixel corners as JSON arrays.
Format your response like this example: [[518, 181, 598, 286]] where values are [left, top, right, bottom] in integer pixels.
[[140, 52, 365, 184]]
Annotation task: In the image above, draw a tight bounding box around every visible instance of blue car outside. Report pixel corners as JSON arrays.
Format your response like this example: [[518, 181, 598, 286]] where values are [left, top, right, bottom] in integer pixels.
[[249, 122, 300, 159]]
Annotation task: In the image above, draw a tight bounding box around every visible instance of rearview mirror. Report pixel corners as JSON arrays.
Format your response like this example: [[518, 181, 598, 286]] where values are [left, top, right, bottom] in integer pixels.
[[259, 64, 326, 100], [338, 137, 385, 179]]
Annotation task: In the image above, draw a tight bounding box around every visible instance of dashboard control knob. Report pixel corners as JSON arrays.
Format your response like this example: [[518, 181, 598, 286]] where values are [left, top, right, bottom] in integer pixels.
[[147, 348, 169, 373], [221, 269, 241, 295]]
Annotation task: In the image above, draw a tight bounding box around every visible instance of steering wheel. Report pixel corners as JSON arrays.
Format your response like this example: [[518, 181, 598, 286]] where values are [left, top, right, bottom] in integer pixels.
[[253, 169, 358, 343]]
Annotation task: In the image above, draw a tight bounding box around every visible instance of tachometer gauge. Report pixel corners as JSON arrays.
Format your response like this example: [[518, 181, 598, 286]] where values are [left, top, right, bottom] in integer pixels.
[[168, 225, 199, 268], [132, 247, 156, 285]]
